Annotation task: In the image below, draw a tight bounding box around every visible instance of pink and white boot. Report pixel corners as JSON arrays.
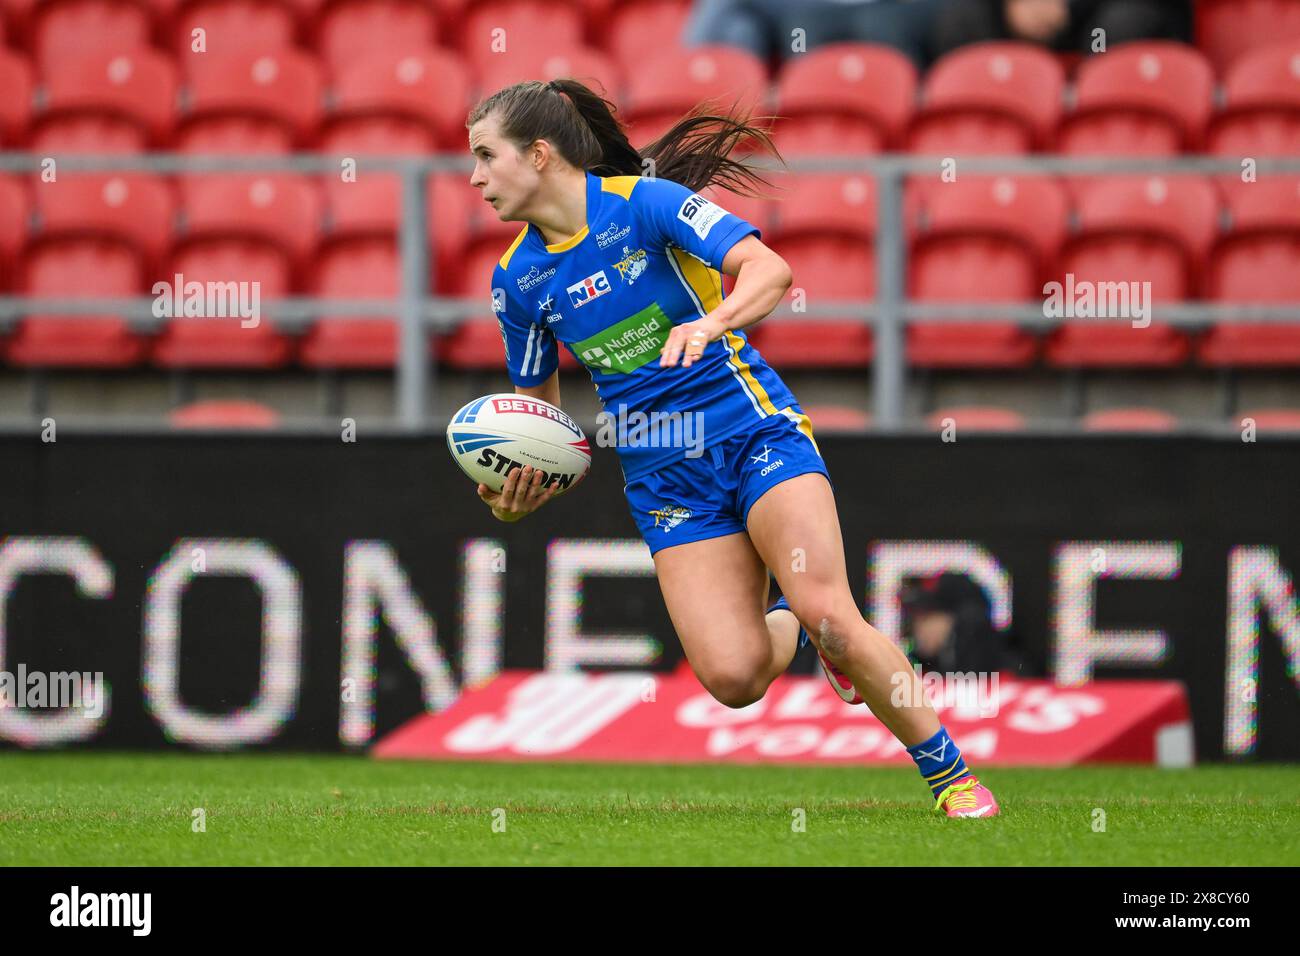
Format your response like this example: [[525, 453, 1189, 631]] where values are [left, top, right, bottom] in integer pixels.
[[934, 776, 1001, 818]]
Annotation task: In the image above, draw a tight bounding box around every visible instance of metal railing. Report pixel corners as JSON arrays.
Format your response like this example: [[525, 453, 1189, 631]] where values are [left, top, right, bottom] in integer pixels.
[[2, 152, 1300, 429]]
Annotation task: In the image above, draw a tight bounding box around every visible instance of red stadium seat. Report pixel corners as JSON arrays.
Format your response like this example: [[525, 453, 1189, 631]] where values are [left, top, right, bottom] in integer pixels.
[[6, 308, 147, 368], [1236, 407, 1300, 431], [315, 0, 439, 76], [1081, 407, 1179, 432], [319, 54, 467, 300], [770, 116, 887, 159], [172, 0, 300, 58], [699, 184, 771, 242], [153, 176, 317, 368], [1196, 0, 1300, 73], [330, 146, 474, 281], [0, 0, 37, 30], [456, 238, 505, 302], [1057, 42, 1214, 155], [319, 115, 433, 154], [304, 175, 474, 367], [1045, 176, 1219, 368], [749, 242, 874, 369], [926, 406, 1026, 431], [476, 45, 623, 101], [439, 228, 540, 371], [1200, 177, 1300, 367], [323, 172, 471, 284], [909, 176, 1066, 368], [8, 175, 174, 368], [605, 0, 690, 81], [32, 50, 177, 152], [426, 0, 469, 36], [151, 249, 296, 367], [182, 175, 320, 265], [921, 176, 1065, 259], [325, 51, 471, 148], [464, 198, 515, 257], [438, 318, 512, 369], [32, 0, 154, 71], [1067, 174, 1218, 264], [300, 238, 397, 368], [774, 43, 918, 151], [803, 404, 871, 433], [179, 50, 323, 153], [754, 173, 874, 368], [768, 173, 874, 242], [569, 0, 613, 17], [30, 173, 174, 267], [460, 0, 583, 76], [1208, 40, 1300, 159], [0, 50, 33, 146], [0, 176, 29, 287], [624, 45, 767, 148], [170, 399, 281, 428], [908, 43, 1063, 154]]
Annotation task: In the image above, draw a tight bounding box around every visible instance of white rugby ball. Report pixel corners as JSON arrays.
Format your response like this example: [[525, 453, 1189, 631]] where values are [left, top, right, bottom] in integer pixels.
[[446, 393, 591, 495]]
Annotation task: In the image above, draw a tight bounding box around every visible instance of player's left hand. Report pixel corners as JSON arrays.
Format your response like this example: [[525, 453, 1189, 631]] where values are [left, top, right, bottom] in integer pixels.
[[659, 315, 728, 369]]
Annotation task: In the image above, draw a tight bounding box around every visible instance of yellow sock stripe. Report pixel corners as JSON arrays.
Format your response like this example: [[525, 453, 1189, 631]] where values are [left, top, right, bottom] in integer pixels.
[[930, 775, 972, 796], [925, 757, 966, 782], [930, 766, 971, 791]]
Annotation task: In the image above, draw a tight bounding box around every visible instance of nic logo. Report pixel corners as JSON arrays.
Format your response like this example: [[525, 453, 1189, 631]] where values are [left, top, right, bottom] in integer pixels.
[[567, 270, 612, 308]]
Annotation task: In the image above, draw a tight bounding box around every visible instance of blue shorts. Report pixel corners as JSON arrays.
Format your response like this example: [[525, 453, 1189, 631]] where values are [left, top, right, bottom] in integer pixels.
[[624, 405, 834, 556]]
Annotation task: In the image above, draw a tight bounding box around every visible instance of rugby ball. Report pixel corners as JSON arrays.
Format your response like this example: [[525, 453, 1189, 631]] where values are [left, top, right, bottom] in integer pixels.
[[446, 393, 591, 495]]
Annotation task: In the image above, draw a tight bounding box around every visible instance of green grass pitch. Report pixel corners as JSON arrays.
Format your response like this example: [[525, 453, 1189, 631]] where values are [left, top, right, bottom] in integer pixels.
[[0, 754, 1296, 866]]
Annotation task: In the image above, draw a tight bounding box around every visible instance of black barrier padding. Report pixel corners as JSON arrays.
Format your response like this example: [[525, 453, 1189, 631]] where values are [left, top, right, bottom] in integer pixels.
[[0, 433, 1296, 759]]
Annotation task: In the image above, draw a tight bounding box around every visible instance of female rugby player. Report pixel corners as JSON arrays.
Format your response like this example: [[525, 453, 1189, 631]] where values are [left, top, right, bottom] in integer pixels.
[[466, 79, 998, 818]]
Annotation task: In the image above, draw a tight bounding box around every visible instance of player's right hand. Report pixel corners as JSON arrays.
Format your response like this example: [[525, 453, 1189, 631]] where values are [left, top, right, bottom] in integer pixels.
[[477, 465, 560, 522]]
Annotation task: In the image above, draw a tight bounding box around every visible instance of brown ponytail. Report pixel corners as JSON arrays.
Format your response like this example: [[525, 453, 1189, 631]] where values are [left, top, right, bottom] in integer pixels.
[[466, 78, 784, 200]]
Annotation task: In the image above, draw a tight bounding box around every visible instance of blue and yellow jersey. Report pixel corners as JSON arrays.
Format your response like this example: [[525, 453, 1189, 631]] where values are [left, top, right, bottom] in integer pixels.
[[491, 169, 800, 483]]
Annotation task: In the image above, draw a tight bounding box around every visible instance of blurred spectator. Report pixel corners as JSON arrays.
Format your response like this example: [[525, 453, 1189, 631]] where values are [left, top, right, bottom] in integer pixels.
[[683, 0, 948, 68], [901, 572, 1026, 675], [928, 0, 1193, 62], [685, 0, 1193, 70]]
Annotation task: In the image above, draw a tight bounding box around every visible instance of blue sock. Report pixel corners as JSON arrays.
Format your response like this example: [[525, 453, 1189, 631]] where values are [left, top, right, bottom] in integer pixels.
[[907, 727, 972, 800], [767, 595, 809, 650]]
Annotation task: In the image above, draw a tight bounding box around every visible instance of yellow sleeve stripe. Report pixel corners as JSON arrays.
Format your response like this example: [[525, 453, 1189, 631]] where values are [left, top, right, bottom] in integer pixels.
[[601, 176, 641, 201]]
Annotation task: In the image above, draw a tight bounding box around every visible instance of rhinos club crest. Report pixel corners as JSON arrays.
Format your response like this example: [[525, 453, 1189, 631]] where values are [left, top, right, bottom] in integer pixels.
[[648, 504, 692, 532], [611, 246, 648, 285]]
